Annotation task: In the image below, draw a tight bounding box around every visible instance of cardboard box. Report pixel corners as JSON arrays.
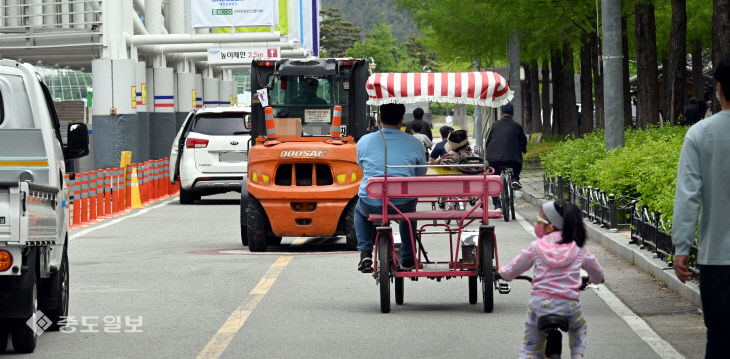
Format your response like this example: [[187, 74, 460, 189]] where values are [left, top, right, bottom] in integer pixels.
[[274, 117, 303, 138]]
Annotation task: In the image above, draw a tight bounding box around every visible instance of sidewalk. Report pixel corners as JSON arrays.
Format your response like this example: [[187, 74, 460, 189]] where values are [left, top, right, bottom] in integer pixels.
[[517, 168, 702, 308]]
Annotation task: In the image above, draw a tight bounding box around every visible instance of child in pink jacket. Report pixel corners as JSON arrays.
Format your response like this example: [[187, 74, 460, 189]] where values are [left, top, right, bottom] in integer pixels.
[[499, 200, 604, 359]]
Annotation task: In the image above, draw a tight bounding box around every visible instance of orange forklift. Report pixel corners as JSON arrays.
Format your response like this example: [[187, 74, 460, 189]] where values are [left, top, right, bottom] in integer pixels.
[[242, 58, 370, 252]]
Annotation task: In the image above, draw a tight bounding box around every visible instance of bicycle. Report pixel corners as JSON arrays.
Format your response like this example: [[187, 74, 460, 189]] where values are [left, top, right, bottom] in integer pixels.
[[499, 169, 516, 222], [496, 274, 591, 359]]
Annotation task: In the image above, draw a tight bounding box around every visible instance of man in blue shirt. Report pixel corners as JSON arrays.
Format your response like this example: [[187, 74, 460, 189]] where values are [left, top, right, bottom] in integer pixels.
[[672, 55, 730, 358], [356, 104, 427, 272], [429, 125, 454, 164]]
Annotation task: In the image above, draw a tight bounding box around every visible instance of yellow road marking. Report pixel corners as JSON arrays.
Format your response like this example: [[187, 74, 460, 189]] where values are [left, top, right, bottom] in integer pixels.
[[195, 256, 293, 359], [0, 160, 48, 166], [291, 237, 308, 245]]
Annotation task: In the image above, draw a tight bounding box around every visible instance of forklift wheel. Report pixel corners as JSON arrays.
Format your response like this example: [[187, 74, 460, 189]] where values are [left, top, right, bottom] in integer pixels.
[[247, 199, 269, 252]]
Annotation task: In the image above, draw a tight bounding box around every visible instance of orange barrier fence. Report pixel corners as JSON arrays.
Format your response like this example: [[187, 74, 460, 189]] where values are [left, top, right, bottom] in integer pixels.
[[67, 157, 178, 229]]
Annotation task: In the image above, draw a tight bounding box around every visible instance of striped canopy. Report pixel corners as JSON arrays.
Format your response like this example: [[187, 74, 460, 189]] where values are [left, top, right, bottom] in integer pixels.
[[366, 72, 514, 108]]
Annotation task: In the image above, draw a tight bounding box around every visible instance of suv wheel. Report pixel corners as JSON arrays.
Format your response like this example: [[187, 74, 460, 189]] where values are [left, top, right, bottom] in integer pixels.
[[247, 199, 268, 252], [179, 187, 197, 204]]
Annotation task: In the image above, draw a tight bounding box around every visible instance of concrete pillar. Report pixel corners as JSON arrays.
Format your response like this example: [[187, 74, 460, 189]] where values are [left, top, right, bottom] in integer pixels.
[[204, 77, 220, 108], [176, 71, 195, 129], [30, 0, 43, 27], [219, 79, 234, 107], [6, 0, 19, 28], [194, 74, 203, 110], [43, 0, 55, 28], [149, 67, 176, 159], [72, 0, 85, 29], [60, 0, 70, 29], [136, 62, 151, 161], [91, 59, 139, 168]]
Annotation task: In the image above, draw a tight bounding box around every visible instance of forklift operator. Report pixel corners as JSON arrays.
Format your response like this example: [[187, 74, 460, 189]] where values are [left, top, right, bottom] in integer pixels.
[[294, 78, 327, 105], [355, 103, 427, 273]]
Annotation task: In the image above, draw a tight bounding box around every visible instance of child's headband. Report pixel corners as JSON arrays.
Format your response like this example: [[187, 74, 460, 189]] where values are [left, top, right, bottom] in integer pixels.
[[542, 201, 564, 230]]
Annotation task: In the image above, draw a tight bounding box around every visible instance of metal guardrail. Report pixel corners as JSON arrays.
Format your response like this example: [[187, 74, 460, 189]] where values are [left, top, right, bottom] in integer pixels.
[[543, 173, 699, 274]]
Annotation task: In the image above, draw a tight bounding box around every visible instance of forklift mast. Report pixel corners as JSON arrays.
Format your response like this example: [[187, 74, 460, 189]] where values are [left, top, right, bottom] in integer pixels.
[[249, 58, 370, 142]]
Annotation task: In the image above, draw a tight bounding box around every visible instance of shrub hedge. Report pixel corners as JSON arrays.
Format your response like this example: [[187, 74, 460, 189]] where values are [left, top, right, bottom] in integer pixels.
[[541, 126, 688, 223]]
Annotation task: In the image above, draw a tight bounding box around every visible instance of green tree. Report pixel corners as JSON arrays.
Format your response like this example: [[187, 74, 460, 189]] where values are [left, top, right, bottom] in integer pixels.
[[319, 8, 362, 57], [404, 35, 438, 71], [346, 16, 417, 72]]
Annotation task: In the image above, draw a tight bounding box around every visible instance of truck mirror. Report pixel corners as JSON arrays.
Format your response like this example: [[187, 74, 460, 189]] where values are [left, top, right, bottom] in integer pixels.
[[65, 122, 89, 159], [244, 114, 251, 129]]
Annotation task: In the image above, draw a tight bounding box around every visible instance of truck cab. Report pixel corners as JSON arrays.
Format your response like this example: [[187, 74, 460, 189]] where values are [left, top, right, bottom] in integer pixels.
[[0, 60, 88, 353], [242, 58, 369, 252]]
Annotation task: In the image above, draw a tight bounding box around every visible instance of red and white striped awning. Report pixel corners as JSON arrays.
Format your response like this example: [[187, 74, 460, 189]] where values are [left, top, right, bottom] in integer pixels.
[[366, 72, 514, 108]]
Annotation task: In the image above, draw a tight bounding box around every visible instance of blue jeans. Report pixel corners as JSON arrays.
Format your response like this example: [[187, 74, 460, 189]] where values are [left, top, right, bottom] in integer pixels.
[[354, 198, 417, 262]]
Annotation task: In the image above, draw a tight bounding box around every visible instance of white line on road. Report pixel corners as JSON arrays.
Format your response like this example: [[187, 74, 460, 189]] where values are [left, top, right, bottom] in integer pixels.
[[69, 197, 178, 241], [514, 212, 685, 359]]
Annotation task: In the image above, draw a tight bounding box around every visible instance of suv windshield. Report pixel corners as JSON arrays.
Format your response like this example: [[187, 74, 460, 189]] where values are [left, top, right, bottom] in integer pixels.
[[268, 76, 350, 137], [192, 114, 250, 136]]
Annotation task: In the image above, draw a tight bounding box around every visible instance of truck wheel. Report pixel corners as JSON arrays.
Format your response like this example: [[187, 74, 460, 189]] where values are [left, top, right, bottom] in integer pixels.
[[0, 322, 8, 352], [344, 202, 358, 251], [246, 199, 268, 252], [179, 187, 196, 204], [45, 248, 69, 331], [240, 202, 248, 246], [11, 281, 38, 353]]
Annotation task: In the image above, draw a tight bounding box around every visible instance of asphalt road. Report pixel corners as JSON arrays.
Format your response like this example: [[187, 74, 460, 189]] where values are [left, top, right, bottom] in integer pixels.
[[2, 192, 700, 358]]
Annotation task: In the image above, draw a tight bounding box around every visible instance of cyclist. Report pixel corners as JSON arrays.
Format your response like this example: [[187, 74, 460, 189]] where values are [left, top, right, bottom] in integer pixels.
[[498, 200, 604, 359], [485, 103, 526, 210]]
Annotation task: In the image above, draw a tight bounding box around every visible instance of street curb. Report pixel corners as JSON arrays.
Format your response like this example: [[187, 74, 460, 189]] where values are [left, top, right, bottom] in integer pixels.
[[519, 186, 702, 308]]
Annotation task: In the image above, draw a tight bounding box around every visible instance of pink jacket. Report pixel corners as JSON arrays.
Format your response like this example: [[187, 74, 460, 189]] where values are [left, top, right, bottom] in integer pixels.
[[498, 231, 604, 301]]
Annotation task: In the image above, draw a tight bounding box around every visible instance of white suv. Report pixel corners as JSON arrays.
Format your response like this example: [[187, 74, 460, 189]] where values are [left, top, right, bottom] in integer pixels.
[[168, 107, 251, 204]]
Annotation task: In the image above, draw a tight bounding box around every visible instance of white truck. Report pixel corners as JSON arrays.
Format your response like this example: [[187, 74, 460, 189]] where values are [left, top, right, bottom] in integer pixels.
[[0, 60, 88, 353]]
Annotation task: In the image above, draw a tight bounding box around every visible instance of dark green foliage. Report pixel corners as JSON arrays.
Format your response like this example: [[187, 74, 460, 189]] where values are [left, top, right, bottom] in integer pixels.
[[542, 126, 687, 222], [321, 0, 417, 42], [319, 8, 363, 57]]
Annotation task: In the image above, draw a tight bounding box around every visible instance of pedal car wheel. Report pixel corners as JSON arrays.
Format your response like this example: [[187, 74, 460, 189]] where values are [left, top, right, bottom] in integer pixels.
[[479, 230, 495, 313], [395, 277, 404, 305], [468, 276, 478, 304], [377, 232, 391, 313]]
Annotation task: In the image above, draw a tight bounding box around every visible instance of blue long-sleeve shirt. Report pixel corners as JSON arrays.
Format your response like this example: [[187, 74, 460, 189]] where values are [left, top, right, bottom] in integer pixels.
[[672, 110, 730, 265], [357, 128, 427, 206]]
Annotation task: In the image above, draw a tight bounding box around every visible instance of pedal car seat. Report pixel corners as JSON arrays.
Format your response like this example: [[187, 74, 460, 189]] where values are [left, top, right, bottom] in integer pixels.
[[537, 314, 570, 332]]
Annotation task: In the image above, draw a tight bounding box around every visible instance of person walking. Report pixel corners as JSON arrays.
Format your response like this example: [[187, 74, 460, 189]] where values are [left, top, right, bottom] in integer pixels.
[[672, 55, 730, 359], [405, 107, 433, 142], [485, 103, 527, 209]]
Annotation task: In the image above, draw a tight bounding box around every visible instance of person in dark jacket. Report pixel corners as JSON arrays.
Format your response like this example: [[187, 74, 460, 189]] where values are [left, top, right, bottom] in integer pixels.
[[486, 103, 527, 210], [683, 97, 701, 126], [404, 107, 433, 141]]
